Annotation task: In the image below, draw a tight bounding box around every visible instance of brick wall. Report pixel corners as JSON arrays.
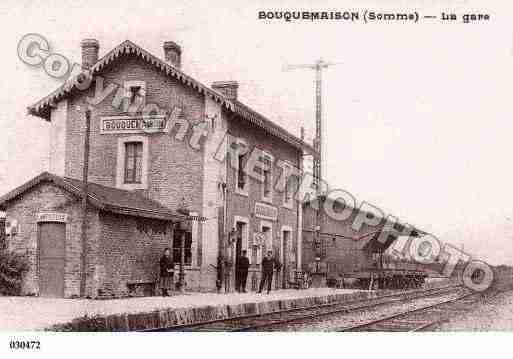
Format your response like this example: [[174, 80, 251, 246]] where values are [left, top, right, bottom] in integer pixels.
[[3, 183, 100, 298], [40, 51, 306, 292], [1, 179, 209, 299], [96, 212, 205, 296], [49, 100, 67, 176], [225, 112, 303, 289], [97, 212, 170, 297], [60, 54, 212, 290], [64, 55, 205, 215]]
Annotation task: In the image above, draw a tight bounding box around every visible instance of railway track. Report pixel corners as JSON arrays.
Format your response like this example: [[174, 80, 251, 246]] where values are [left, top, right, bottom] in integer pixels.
[[150, 284, 465, 332], [337, 288, 498, 332]]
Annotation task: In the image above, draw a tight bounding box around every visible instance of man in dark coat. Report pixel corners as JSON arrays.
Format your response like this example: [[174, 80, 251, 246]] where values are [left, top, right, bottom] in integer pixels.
[[258, 251, 280, 294], [159, 248, 174, 296], [236, 250, 250, 293]]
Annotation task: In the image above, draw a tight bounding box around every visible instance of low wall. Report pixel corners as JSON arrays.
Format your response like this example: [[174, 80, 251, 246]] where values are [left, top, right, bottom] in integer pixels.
[[47, 279, 454, 331]]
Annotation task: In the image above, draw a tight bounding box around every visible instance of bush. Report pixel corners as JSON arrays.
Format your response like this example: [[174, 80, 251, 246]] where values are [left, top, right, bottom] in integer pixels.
[[0, 249, 29, 295]]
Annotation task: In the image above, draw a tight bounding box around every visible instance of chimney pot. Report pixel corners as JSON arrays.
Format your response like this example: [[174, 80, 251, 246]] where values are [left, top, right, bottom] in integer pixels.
[[81, 39, 99, 69], [163, 41, 182, 68], [212, 81, 239, 100]]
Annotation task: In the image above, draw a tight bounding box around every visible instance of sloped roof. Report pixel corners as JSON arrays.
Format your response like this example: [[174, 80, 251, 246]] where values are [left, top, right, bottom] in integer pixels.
[[28, 40, 230, 120], [0, 172, 190, 222], [231, 100, 311, 152], [28, 40, 315, 154], [303, 196, 427, 253]]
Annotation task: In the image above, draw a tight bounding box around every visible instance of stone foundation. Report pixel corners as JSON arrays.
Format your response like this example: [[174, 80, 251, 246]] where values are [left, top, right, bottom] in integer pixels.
[[48, 279, 453, 331]]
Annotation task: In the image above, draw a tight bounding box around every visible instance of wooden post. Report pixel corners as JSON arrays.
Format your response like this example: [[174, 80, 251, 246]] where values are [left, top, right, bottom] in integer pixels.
[[179, 229, 186, 293], [226, 228, 236, 292], [217, 207, 225, 293], [79, 108, 91, 297], [168, 222, 175, 294]]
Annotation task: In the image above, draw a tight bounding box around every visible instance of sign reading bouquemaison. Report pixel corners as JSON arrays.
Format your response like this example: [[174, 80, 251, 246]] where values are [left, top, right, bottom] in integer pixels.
[[254, 202, 278, 221], [37, 212, 68, 223], [100, 116, 167, 134]]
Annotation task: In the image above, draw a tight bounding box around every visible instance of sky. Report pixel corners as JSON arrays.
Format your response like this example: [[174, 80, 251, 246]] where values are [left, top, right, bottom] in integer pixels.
[[0, 0, 512, 265]]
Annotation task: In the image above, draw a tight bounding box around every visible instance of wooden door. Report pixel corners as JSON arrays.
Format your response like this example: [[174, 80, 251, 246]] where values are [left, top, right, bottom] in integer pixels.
[[235, 222, 244, 268], [39, 223, 65, 297]]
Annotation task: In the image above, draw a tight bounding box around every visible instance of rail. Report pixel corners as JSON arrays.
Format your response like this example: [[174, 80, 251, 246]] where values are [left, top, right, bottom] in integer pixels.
[[337, 288, 499, 332], [144, 284, 464, 332]]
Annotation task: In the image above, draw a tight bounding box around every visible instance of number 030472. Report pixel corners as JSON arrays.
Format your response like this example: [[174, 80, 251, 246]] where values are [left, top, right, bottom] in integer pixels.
[[9, 340, 40, 350]]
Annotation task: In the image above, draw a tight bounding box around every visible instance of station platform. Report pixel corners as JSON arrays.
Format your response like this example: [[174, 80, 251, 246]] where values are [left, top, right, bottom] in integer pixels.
[[1, 288, 366, 331]]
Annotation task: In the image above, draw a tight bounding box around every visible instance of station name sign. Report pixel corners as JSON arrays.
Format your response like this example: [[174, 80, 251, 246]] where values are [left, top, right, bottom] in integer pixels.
[[100, 116, 167, 134], [37, 212, 68, 223], [254, 202, 278, 221]]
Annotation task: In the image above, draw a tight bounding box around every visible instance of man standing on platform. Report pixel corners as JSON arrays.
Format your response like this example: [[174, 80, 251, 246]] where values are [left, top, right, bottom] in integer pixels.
[[258, 251, 280, 294], [159, 247, 174, 296], [236, 250, 250, 292]]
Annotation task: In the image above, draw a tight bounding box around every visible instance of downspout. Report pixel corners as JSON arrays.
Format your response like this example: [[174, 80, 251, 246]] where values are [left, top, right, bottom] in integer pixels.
[[221, 182, 228, 292], [296, 146, 304, 272], [79, 108, 91, 297]]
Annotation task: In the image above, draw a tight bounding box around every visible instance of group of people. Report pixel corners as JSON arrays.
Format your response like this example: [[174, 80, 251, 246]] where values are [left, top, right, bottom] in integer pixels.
[[159, 248, 282, 296], [235, 250, 281, 294]]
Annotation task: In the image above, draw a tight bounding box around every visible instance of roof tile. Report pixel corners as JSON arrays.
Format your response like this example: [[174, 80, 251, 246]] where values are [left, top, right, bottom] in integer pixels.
[[0, 172, 190, 222], [27, 40, 315, 154]]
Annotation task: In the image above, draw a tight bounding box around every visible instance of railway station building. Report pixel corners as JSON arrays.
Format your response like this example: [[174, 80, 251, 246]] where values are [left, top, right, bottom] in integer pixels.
[[0, 39, 314, 298]]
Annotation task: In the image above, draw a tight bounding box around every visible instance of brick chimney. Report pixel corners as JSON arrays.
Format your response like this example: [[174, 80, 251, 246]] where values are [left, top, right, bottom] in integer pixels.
[[81, 39, 99, 69], [163, 41, 182, 68], [212, 81, 238, 100]]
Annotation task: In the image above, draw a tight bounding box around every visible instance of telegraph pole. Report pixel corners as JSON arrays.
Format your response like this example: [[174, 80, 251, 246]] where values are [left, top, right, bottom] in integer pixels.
[[284, 59, 341, 263], [284, 59, 341, 194]]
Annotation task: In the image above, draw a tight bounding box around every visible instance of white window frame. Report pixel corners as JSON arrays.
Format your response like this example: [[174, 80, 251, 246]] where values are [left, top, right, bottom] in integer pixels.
[[260, 150, 274, 204], [234, 138, 249, 197], [234, 216, 250, 264], [116, 135, 149, 190], [281, 225, 293, 267], [250, 239, 260, 266], [124, 80, 146, 112], [281, 161, 295, 210]]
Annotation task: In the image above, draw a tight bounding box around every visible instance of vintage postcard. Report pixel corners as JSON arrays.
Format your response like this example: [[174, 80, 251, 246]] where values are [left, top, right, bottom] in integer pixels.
[[0, 0, 510, 357]]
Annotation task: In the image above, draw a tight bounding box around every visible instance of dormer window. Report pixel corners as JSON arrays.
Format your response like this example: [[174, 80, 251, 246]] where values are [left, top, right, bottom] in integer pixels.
[[124, 81, 146, 111], [129, 86, 141, 105]]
